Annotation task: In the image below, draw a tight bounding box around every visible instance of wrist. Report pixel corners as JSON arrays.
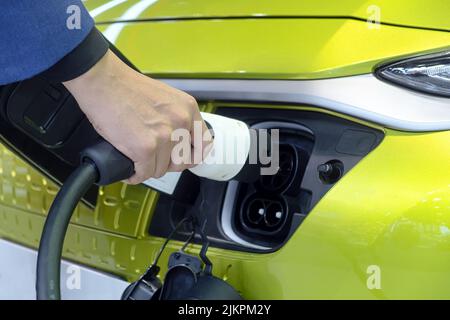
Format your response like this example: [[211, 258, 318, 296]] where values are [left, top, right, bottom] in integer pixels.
[[64, 49, 115, 95]]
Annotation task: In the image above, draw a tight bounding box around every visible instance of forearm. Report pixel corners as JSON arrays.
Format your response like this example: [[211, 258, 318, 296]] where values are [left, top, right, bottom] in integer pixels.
[[1, 1, 210, 184], [63, 49, 210, 184]]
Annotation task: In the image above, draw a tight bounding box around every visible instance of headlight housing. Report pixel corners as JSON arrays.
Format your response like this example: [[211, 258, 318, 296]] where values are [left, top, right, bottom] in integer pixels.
[[376, 50, 450, 97]]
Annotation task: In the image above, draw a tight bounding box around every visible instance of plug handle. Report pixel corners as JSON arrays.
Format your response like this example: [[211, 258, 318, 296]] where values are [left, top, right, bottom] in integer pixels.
[[80, 141, 134, 185]]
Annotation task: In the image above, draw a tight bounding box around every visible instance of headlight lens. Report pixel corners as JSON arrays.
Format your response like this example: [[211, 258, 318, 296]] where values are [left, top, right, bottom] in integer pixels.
[[376, 50, 450, 97]]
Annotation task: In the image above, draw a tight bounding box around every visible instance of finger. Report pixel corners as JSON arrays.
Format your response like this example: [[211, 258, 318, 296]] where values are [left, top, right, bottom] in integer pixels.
[[153, 140, 174, 178], [167, 145, 196, 172], [125, 153, 156, 184], [191, 111, 213, 165]]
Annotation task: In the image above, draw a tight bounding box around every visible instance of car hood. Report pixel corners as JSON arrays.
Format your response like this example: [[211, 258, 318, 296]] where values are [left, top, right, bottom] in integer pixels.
[[86, 0, 450, 31]]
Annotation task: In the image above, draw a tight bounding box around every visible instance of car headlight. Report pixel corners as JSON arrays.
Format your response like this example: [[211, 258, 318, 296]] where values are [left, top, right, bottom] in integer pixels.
[[376, 50, 450, 97]]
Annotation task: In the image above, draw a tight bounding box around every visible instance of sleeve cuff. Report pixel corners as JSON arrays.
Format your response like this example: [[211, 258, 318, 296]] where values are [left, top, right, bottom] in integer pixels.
[[39, 28, 109, 83]]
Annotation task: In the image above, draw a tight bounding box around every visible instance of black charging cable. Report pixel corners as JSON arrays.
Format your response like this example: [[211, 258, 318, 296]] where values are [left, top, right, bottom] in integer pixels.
[[36, 140, 216, 300], [196, 219, 213, 274], [152, 216, 194, 267], [36, 161, 98, 300], [36, 141, 134, 300], [121, 216, 195, 300]]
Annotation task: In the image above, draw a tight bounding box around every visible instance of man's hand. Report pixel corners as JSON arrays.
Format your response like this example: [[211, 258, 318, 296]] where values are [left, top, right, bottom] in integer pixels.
[[64, 49, 210, 184]]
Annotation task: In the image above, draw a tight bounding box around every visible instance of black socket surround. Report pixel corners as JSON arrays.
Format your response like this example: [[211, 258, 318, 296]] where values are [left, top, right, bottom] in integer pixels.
[[149, 107, 384, 252], [229, 125, 314, 248]]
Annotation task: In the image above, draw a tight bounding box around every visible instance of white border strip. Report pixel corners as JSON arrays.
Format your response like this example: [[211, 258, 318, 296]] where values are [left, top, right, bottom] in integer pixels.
[[160, 74, 450, 132], [0, 239, 128, 300]]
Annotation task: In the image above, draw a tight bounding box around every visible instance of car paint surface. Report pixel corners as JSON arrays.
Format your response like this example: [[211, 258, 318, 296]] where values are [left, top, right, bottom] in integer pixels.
[[84, 0, 450, 79], [96, 18, 450, 79], [84, 0, 450, 31]]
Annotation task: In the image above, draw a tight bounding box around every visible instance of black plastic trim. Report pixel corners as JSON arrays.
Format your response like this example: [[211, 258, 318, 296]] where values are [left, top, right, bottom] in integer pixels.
[[40, 28, 109, 83]]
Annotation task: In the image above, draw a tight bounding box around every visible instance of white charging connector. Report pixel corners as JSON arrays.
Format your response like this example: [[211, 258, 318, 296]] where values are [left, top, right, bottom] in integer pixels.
[[189, 112, 251, 181], [143, 113, 253, 195]]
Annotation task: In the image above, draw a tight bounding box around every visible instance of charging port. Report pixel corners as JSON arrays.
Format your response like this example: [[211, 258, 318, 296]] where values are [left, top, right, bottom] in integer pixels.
[[150, 107, 384, 253], [241, 195, 288, 235], [230, 124, 314, 248], [258, 144, 297, 193]]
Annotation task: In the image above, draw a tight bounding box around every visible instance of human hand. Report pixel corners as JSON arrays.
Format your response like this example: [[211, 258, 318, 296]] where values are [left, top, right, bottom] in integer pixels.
[[64, 49, 210, 184]]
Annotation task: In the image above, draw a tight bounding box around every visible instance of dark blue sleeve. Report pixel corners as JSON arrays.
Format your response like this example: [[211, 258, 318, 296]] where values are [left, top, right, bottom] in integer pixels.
[[0, 0, 94, 85]]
